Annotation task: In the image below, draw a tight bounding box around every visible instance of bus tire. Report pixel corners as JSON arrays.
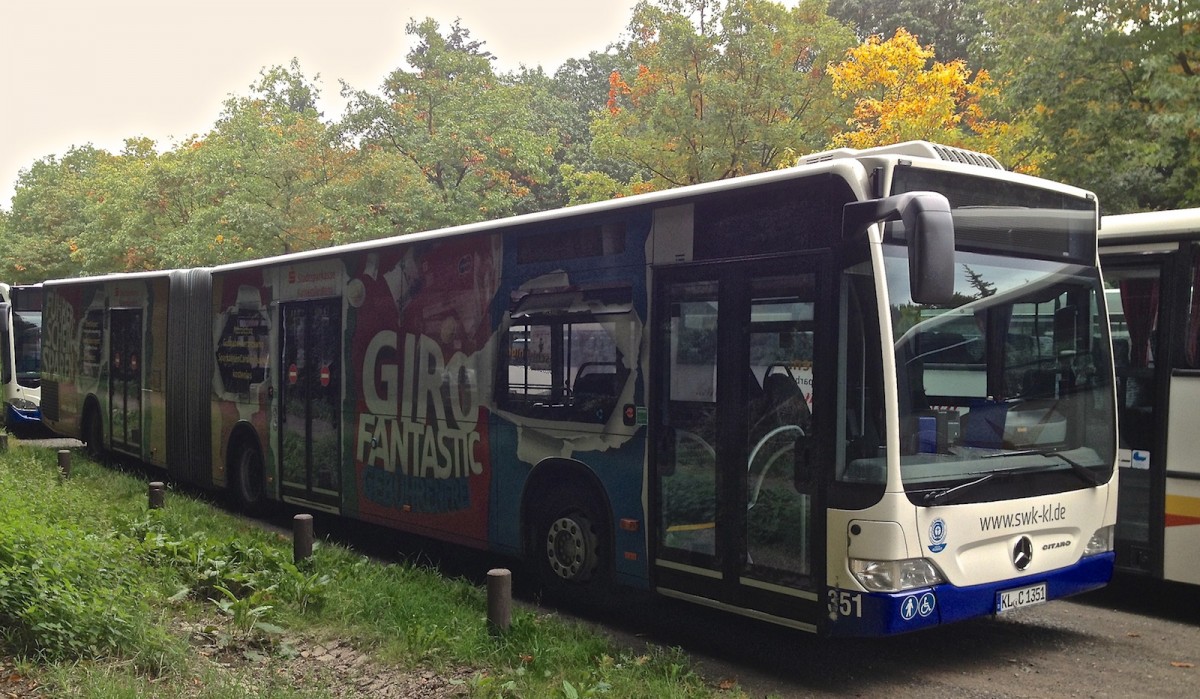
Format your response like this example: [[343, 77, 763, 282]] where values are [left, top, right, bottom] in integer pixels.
[[230, 441, 265, 513], [532, 486, 608, 597], [83, 406, 105, 462]]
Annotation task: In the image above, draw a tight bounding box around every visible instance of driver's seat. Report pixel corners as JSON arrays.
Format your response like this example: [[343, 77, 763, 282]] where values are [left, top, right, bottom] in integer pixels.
[[759, 372, 811, 433]]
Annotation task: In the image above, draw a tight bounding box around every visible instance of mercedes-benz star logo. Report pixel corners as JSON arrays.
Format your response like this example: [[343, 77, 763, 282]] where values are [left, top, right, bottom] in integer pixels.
[[1012, 536, 1034, 570]]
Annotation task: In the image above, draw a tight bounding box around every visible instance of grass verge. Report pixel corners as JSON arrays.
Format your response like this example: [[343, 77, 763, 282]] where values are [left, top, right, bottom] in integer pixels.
[[0, 443, 741, 698]]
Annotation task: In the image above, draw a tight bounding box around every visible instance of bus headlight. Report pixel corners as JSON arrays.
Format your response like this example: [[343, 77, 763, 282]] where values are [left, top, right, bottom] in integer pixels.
[[1083, 525, 1114, 556], [8, 398, 37, 412], [849, 558, 945, 592]]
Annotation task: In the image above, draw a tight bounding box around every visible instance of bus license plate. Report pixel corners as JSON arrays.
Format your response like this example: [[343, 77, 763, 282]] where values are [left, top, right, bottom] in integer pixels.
[[995, 583, 1047, 613]]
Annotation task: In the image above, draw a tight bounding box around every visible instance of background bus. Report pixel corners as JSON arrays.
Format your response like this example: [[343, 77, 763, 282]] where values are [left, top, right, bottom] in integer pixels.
[[1099, 208, 1200, 587], [39, 141, 1117, 636], [0, 282, 42, 433]]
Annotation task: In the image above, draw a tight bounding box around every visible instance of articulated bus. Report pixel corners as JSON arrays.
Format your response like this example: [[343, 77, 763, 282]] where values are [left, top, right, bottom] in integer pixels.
[[1099, 208, 1200, 587], [39, 141, 1117, 636], [0, 282, 42, 432]]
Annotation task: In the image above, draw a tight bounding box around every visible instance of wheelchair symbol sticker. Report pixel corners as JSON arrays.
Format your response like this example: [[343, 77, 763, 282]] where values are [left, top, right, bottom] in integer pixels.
[[918, 592, 936, 617]]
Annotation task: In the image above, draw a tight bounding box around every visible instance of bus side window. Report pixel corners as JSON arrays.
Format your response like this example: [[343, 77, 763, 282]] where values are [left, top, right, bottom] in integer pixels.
[[500, 318, 630, 424]]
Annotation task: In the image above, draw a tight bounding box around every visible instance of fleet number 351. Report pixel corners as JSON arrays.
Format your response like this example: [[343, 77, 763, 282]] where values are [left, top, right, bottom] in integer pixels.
[[828, 589, 863, 618]]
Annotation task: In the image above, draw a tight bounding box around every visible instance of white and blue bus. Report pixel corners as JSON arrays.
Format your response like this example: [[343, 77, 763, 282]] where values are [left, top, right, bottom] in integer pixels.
[[1099, 208, 1200, 587], [0, 282, 42, 433], [40, 141, 1116, 635]]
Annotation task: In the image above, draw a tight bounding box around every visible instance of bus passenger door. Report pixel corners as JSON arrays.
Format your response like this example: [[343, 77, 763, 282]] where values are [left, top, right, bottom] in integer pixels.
[[653, 260, 825, 628], [109, 308, 143, 456], [279, 299, 342, 508], [1102, 259, 1167, 576], [741, 275, 817, 595]]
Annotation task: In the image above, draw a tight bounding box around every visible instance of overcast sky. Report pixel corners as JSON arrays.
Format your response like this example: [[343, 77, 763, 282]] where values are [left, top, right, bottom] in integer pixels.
[[0, 0, 640, 209]]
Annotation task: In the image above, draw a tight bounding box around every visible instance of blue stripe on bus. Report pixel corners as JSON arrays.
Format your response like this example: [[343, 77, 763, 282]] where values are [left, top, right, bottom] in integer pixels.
[[5, 403, 41, 427], [827, 552, 1114, 636]]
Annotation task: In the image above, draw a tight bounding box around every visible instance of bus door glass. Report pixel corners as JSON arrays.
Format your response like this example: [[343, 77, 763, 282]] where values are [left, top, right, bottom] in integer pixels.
[[279, 299, 342, 506], [744, 276, 815, 589], [109, 308, 142, 454], [654, 261, 822, 618], [0, 302, 11, 388], [1103, 260, 1165, 573]]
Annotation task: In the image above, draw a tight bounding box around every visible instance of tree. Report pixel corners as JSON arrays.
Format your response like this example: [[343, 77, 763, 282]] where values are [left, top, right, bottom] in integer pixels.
[[67, 137, 168, 274], [3, 146, 120, 282], [517, 51, 644, 208], [826, 28, 1034, 170], [827, 0, 984, 62], [978, 0, 1200, 212], [339, 18, 556, 230], [586, 0, 856, 196], [963, 264, 995, 298], [160, 60, 344, 265]]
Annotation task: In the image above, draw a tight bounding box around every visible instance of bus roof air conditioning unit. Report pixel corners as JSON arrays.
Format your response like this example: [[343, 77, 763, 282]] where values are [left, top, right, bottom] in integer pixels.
[[799, 141, 1005, 170]]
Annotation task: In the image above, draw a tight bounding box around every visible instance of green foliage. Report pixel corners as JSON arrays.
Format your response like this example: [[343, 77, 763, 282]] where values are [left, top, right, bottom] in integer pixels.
[[126, 512, 331, 618], [828, 0, 983, 62], [531, 51, 645, 209], [160, 60, 345, 265], [588, 0, 856, 194], [977, 0, 1200, 212], [0, 448, 174, 666], [0, 444, 735, 696], [338, 18, 557, 229]]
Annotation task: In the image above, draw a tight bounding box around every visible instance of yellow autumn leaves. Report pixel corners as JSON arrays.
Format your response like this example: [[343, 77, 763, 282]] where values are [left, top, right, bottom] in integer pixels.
[[828, 28, 1021, 168]]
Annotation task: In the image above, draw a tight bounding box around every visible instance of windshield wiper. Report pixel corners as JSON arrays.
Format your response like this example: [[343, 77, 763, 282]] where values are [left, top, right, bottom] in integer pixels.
[[923, 451, 1101, 506], [981, 449, 1100, 486], [923, 473, 996, 506]]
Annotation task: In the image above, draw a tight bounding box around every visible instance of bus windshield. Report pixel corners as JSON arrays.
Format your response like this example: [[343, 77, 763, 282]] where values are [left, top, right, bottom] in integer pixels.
[[881, 173, 1114, 505], [13, 309, 42, 388]]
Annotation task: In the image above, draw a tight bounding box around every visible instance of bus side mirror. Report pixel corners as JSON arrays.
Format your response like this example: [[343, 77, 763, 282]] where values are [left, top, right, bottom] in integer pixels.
[[904, 195, 955, 305], [843, 191, 955, 305], [794, 433, 814, 494]]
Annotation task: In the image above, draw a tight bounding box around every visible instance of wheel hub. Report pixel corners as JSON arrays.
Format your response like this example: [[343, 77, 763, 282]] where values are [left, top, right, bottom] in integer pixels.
[[546, 516, 586, 579]]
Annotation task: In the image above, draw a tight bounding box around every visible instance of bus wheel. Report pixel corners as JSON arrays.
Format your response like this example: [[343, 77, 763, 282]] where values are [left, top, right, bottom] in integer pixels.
[[83, 408, 104, 461], [534, 488, 606, 593], [231, 442, 265, 513]]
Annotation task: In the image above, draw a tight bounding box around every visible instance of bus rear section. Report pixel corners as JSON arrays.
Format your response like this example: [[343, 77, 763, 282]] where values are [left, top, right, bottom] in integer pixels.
[[39, 270, 213, 480]]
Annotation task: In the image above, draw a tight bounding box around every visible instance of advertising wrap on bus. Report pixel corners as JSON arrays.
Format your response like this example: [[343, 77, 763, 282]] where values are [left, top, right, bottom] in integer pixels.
[[207, 220, 652, 573]]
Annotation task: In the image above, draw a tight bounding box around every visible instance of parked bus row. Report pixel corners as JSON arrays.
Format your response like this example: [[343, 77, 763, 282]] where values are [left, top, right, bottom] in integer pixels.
[[21, 141, 1119, 636]]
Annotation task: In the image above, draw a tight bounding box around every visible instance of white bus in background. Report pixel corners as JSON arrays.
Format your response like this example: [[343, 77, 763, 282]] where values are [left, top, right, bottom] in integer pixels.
[[1099, 208, 1200, 587], [0, 282, 42, 434]]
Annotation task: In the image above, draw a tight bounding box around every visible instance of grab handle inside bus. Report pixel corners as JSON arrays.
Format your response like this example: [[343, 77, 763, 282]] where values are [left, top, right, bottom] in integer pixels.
[[843, 191, 955, 305]]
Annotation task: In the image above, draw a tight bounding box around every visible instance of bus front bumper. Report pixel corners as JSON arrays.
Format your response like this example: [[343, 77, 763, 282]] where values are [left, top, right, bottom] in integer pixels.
[[826, 552, 1114, 636], [5, 400, 41, 428]]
